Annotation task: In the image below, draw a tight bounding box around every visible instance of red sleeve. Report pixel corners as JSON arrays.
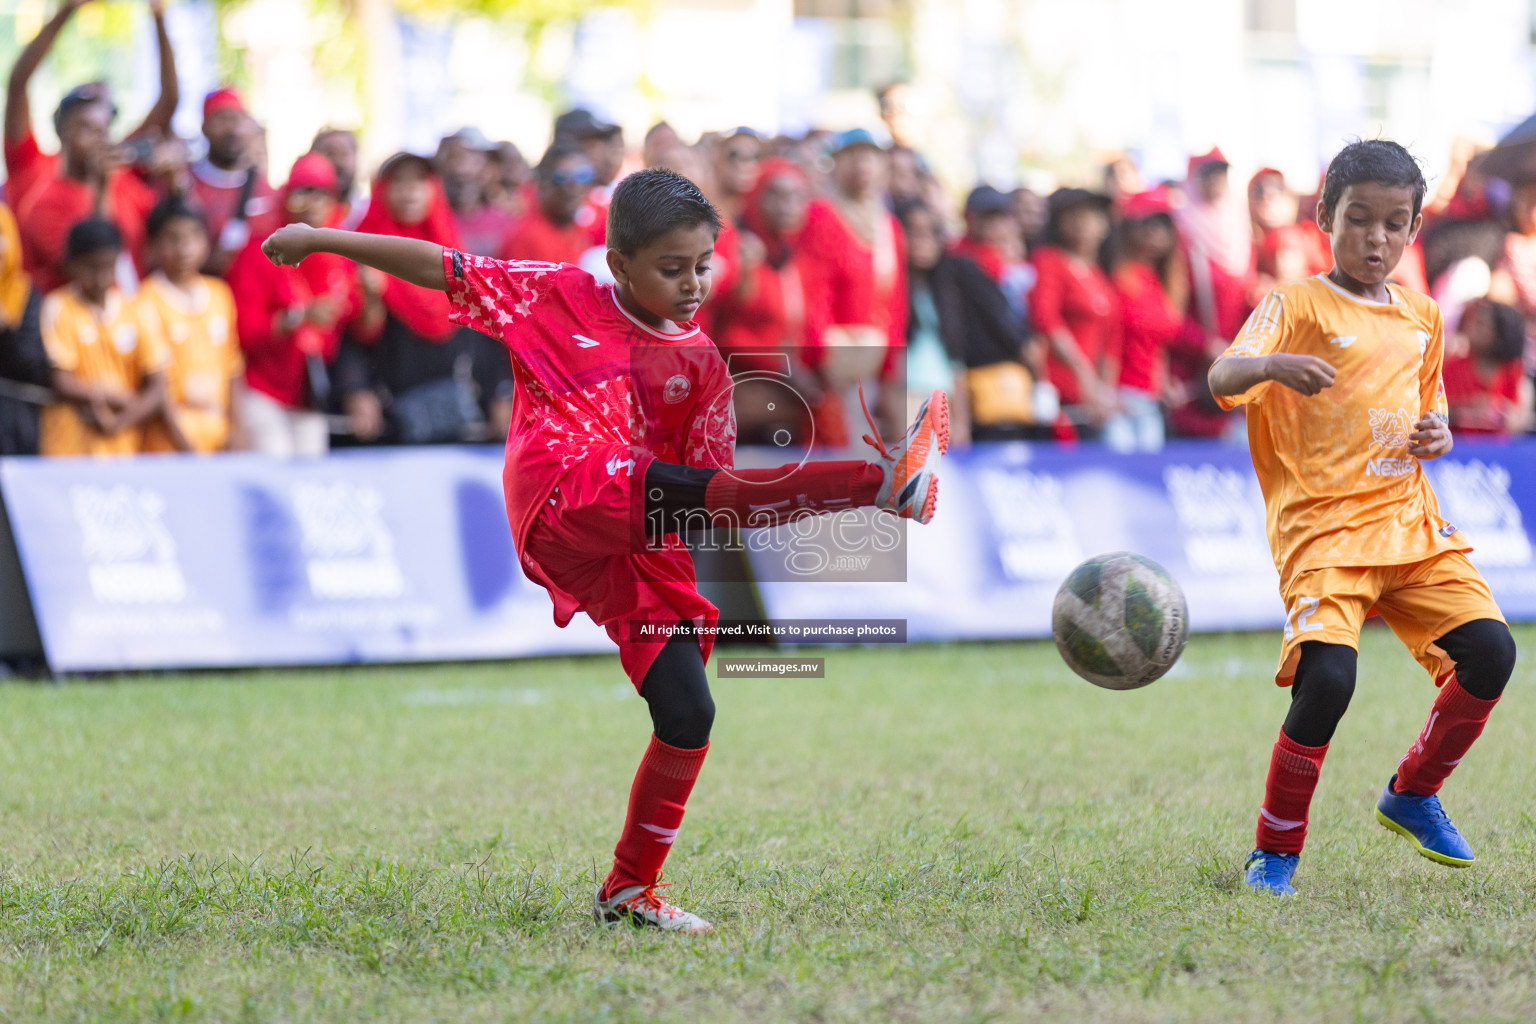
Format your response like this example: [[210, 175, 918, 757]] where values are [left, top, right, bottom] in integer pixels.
[[794, 203, 839, 359], [442, 248, 568, 344], [1029, 249, 1068, 335], [4, 130, 52, 209]]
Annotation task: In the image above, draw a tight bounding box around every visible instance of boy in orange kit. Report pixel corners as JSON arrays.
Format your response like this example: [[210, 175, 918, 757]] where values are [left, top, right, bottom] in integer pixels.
[[262, 169, 947, 932], [1209, 140, 1516, 895], [138, 196, 245, 453], [39, 218, 167, 456]]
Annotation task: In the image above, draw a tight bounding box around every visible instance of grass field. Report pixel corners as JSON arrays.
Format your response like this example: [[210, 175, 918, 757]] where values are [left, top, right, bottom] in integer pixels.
[[2, 627, 1536, 1023]]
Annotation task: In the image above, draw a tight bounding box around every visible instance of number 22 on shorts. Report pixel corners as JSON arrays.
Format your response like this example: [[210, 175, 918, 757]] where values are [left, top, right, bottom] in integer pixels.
[[1284, 596, 1323, 641]]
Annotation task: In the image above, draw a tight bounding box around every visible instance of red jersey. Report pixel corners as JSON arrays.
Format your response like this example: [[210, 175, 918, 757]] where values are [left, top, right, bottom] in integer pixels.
[[15, 151, 158, 293], [713, 260, 805, 372], [442, 251, 736, 558], [1030, 244, 1116, 404], [3, 130, 57, 211], [797, 198, 907, 360], [187, 159, 281, 258], [693, 221, 740, 339], [1110, 262, 1182, 394], [498, 207, 591, 265], [1442, 353, 1524, 434], [226, 234, 359, 408]]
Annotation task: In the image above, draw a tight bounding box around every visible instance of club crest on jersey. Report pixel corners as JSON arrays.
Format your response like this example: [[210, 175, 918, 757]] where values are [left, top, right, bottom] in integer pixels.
[[662, 374, 691, 404]]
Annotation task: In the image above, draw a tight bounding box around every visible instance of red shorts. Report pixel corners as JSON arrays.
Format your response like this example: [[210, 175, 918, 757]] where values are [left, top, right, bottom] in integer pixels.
[[519, 444, 718, 689]]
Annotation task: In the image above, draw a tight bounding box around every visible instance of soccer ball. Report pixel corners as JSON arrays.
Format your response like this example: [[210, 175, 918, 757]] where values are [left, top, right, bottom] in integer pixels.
[[1052, 552, 1188, 690]]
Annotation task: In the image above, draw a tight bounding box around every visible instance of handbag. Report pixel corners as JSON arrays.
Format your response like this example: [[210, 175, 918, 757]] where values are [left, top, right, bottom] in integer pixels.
[[965, 360, 1035, 426]]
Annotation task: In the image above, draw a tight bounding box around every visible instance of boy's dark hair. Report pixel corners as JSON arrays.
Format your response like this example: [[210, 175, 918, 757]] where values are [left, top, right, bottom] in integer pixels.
[[606, 168, 721, 255], [536, 138, 586, 180], [146, 196, 209, 241], [1482, 299, 1526, 363], [1322, 139, 1428, 219], [65, 218, 123, 261]]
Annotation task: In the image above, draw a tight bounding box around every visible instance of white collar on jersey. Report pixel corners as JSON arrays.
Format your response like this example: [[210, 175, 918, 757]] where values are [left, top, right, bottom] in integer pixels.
[[1315, 272, 1397, 306], [608, 288, 698, 339]]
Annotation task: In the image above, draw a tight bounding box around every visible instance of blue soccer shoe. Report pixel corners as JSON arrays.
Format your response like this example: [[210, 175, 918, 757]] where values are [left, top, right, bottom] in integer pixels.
[[1375, 774, 1475, 867], [1244, 848, 1299, 896]]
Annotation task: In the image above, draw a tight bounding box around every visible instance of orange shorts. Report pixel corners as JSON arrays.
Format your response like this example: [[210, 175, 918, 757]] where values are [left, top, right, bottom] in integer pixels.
[[1275, 551, 1504, 687]]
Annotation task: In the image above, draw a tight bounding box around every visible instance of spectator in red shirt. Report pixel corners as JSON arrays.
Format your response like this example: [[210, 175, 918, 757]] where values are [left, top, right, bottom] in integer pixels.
[[4, 0, 177, 213], [1104, 188, 1187, 452], [1178, 148, 1254, 342], [797, 128, 908, 442], [437, 127, 513, 258], [312, 127, 367, 229], [227, 154, 365, 457], [188, 88, 280, 275], [5, 0, 179, 293], [709, 128, 762, 226], [1250, 167, 1331, 290], [711, 157, 821, 443], [1030, 187, 1115, 434], [554, 109, 624, 247], [1444, 298, 1533, 435], [498, 140, 595, 265]]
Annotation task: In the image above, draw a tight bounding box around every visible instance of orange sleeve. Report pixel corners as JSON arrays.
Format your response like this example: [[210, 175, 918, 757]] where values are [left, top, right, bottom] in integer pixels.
[[1213, 287, 1292, 410], [39, 293, 79, 372], [1418, 298, 1447, 421]]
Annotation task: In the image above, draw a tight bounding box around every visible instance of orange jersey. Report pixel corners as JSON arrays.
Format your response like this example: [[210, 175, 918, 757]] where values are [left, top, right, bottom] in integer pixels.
[[1214, 273, 1466, 580], [137, 272, 243, 453], [39, 285, 167, 457]]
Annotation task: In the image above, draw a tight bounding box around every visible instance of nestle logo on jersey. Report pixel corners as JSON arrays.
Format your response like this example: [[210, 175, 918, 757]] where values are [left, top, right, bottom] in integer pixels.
[[1366, 457, 1416, 477]]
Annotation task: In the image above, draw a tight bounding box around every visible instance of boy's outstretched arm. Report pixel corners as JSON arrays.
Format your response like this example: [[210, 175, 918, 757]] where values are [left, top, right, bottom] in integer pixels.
[[263, 225, 447, 291], [1209, 353, 1335, 398]]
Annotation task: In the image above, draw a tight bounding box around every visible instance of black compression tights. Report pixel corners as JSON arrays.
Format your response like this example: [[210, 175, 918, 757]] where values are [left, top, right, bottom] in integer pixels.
[[643, 461, 719, 541], [1283, 618, 1516, 747], [638, 623, 715, 750]]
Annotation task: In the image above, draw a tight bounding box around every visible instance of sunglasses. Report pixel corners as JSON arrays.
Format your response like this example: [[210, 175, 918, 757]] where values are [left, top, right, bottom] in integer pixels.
[[550, 166, 595, 186]]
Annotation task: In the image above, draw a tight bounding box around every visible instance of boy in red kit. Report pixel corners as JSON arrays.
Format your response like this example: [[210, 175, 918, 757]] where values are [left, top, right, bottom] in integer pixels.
[[262, 169, 948, 933], [1209, 141, 1517, 896]]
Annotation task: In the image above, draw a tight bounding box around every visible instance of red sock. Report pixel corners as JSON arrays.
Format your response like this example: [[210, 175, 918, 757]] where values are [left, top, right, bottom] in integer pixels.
[[1255, 729, 1328, 854], [1394, 676, 1499, 796], [603, 736, 709, 897], [703, 461, 882, 528]]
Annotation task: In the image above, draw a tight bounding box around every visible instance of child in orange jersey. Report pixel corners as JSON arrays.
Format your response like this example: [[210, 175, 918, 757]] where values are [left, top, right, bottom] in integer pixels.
[[39, 218, 167, 456], [138, 197, 245, 452], [1209, 140, 1515, 895]]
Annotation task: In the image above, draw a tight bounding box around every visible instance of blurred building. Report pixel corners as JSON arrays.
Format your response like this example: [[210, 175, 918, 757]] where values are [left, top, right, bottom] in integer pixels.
[[1, 0, 1534, 192]]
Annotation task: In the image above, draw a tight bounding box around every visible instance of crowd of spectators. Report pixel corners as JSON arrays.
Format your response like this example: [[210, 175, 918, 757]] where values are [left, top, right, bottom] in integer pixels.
[[2, 1, 1534, 462]]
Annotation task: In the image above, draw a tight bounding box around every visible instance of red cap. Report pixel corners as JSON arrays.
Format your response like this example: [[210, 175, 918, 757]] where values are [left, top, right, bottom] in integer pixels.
[[286, 152, 337, 193], [1122, 186, 1173, 220], [1249, 166, 1285, 192], [203, 87, 246, 121], [1187, 146, 1229, 178]]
